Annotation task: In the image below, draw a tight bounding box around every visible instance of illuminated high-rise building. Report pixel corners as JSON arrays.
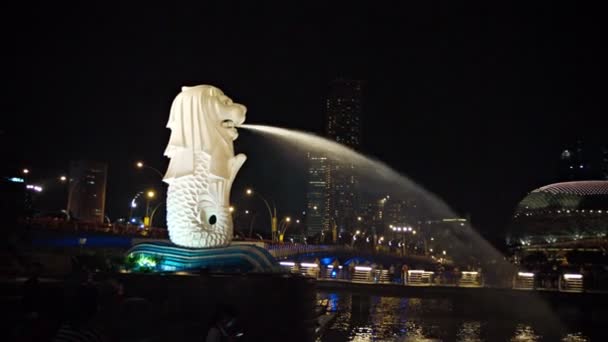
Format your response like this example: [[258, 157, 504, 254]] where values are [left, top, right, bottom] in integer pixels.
[[305, 153, 329, 237], [325, 79, 363, 233], [67, 160, 108, 223]]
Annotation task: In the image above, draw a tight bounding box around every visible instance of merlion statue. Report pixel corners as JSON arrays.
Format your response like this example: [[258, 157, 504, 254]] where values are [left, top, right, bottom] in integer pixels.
[[163, 85, 246, 248]]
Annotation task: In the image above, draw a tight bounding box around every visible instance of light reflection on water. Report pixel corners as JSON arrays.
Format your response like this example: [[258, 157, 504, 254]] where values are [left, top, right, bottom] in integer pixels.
[[317, 292, 592, 342]]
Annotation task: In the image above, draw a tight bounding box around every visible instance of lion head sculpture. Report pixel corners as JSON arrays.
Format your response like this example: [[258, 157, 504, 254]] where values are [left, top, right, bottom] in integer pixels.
[[163, 85, 246, 181], [163, 85, 247, 248]]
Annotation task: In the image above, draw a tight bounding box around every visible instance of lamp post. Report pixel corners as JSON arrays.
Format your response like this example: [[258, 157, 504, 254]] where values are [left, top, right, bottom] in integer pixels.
[[278, 216, 291, 243], [144, 190, 155, 227], [391, 226, 414, 256], [65, 177, 82, 220], [247, 212, 258, 238], [135, 161, 164, 178], [149, 202, 164, 228], [127, 191, 144, 224], [246, 188, 278, 242]]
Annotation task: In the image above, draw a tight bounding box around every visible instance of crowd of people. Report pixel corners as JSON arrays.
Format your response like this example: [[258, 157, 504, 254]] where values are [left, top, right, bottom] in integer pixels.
[[302, 258, 485, 286]]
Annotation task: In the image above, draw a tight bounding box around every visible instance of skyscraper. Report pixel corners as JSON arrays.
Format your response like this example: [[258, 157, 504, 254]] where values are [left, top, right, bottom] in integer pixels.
[[325, 79, 363, 233], [67, 160, 108, 223], [305, 152, 329, 237]]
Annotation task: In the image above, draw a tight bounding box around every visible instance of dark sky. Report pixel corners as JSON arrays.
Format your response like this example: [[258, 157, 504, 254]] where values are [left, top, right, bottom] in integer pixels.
[[3, 2, 606, 237]]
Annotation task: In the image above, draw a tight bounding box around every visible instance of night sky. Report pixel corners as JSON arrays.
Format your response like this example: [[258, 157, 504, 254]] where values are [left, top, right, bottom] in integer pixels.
[[3, 2, 605, 238]]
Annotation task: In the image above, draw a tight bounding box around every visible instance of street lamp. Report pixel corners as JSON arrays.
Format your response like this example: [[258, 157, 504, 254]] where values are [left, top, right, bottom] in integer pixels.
[[278, 216, 291, 243], [144, 190, 156, 227], [245, 188, 278, 242], [22, 168, 30, 175], [59, 175, 67, 182], [128, 191, 144, 224], [135, 161, 164, 178], [229, 206, 235, 213]]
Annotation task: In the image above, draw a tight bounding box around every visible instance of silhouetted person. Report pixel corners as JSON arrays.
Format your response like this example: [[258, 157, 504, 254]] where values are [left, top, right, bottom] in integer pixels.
[[206, 305, 243, 342]]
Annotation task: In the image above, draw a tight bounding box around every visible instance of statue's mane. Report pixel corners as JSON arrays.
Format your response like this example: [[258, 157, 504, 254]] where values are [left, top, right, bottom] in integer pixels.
[[163, 85, 232, 181]]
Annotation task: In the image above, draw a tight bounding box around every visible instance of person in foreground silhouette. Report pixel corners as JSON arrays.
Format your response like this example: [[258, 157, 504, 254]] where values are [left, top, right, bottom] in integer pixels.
[[206, 305, 243, 342]]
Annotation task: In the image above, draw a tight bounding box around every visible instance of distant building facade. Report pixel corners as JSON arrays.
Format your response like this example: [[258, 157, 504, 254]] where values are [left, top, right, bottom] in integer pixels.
[[67, 160, 108, 223], [325, 79, 364, 233], [509, 181, 608, 246], [305, 152, 329, 237]]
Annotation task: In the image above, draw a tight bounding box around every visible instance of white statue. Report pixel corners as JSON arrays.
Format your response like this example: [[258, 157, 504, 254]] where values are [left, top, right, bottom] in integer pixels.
[[163, 85, 246, 248]]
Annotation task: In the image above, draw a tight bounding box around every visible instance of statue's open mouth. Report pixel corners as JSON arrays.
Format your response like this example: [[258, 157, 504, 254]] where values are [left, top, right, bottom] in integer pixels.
[[221, 119, 236, 128], [221, 119, 239, 139]]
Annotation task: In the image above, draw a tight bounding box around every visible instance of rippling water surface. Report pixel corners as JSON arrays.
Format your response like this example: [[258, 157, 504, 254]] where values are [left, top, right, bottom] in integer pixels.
[[317, 292, 597, 342]]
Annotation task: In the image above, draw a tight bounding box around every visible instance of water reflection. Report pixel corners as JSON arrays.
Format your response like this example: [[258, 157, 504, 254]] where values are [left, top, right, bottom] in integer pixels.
[[511, 325, 541, 342], [317, 292, 592, 342]]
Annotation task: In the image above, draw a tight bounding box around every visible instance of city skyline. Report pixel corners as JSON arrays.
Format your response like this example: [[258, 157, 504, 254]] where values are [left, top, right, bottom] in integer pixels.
[[3, 2, 606, 238]]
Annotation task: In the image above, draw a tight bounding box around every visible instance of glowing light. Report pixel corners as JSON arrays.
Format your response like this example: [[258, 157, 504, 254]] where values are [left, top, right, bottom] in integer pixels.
[[285, 217, 291, 222], [356, 230, 360, 235], [408, 270, 434, 275], [229, 206, 234, 213], [147, 190, 155, 198], [7, 177, 24, 183], [59, 175, 67, 181], [355, 266, 372, 271], [245, 210, 249, 214], [412, 230, 416, 235], [279, 261, 295, 267], [301, 263, 318, 268], [563, 273, 583, 279], [313, 205, 317, 210], [246, 188, 253, 195], [442, 250, 446, 255], [357, 216, 362, 221], [131, 202, 137, 208], [26, 184, 43, 192], [22, 168, 29, 174], [462, 271, 478, 275], [296, 219, 300, 223], [136, 255, 157, 268], [136, 161, 144, 168], [518, 272, 534, 278]]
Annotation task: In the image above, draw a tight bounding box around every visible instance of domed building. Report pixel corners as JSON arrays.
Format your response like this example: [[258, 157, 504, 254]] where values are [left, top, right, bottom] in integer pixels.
[[508, 181, 608, 247]]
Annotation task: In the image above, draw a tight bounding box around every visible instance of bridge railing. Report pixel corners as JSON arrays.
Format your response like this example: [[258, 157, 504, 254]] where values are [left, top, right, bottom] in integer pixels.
[[19, 217, 169, 239], [278, 261, 592, 292]]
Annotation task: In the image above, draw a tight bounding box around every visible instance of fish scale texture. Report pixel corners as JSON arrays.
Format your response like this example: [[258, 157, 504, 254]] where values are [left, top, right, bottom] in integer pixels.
[[166, 152, 232, 248]]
